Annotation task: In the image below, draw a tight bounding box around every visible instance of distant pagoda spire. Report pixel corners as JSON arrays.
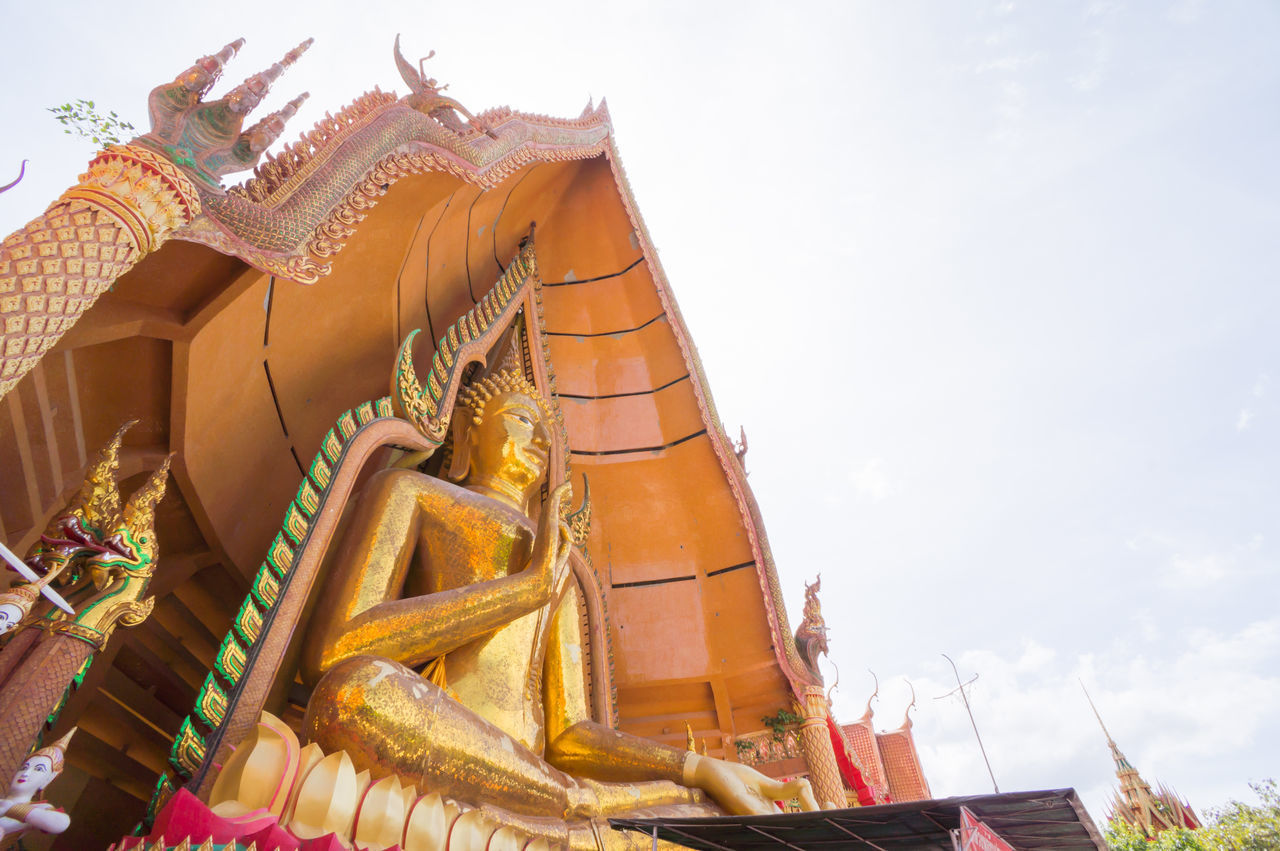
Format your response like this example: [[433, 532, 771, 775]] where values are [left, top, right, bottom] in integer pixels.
[[1081, 682, 1200, 837]]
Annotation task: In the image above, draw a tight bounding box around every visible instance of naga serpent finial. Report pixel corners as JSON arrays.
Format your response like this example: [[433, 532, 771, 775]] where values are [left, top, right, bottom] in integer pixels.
[[794, 575, 829, 682], [71, 419, 134, 537], [391, 237, 539, 444], [861, 670, 880, 720], [0, 160, 26, 194], [141, 37, 313, 187], [118, 454, 174, 564], [563, 473, 591, 547], [9, 423, 171, 639], [733, 425, 748, 468], [902, 679, 918, 728]]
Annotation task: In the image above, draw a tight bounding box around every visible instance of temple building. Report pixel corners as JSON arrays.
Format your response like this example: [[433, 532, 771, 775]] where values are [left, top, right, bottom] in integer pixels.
[[841, 698, 932, 804], [1085, 688, 1199, 838], [0, 35, 938, 850]]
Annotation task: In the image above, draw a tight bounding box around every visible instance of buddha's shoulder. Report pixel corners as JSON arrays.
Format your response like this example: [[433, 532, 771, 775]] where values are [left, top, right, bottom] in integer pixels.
[[416, 477, 533, 528]]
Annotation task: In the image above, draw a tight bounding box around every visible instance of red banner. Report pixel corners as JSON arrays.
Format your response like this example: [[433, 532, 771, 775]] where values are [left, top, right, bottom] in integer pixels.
[[958, 806, 1015, 851], [825, 716, 877, 805]]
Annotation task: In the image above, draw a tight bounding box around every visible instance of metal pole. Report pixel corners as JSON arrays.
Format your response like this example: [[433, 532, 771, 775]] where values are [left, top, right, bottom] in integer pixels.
[[941, 653, 999, 793]]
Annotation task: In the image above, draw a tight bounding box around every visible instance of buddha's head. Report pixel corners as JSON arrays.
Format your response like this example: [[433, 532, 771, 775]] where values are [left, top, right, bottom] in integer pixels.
[[455, 370, 554, 508]]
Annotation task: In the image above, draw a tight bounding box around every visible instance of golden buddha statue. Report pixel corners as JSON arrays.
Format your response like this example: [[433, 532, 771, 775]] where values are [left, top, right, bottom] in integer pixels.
[[300, 369, 816, 824]]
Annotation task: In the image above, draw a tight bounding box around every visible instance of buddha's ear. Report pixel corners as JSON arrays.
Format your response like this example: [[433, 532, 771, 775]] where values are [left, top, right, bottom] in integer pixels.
[[445, 412, 472, 482]]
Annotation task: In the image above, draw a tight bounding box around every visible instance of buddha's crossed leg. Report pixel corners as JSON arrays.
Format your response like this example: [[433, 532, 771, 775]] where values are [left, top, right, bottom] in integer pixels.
[[304, 655, 709, 819]]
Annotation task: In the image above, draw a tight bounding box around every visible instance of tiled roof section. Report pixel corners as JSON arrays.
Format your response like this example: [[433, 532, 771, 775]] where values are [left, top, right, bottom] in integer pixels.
[[877, 728, 932, 802], [841, 721, 886, 791]]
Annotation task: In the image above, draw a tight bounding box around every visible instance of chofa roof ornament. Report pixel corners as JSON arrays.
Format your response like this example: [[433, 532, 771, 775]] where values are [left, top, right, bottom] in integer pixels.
[[393, 34, 498, 138]]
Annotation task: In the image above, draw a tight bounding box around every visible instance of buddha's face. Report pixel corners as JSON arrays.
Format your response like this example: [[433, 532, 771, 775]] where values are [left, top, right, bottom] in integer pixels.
[[9, 756, 55, 797], [467, 390, 550, 496]]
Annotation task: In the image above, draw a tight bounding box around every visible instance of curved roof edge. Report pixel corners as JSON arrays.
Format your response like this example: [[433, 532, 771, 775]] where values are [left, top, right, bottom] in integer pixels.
[[597, 135, 818, 698], [173, 91, 612, 284]]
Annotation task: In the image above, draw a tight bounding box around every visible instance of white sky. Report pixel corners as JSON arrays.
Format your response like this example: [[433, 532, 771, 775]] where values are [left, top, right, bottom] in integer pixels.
[[2, 0, 1277, 826]]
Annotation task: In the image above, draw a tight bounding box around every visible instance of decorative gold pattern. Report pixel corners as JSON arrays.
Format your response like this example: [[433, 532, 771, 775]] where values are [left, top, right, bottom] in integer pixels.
[[0, 37, 309, 399], [61, 145, 202, 254], [0, 425, 171, 808], [794, 575, 829, 681], [391, 238, 538, 443], [565, 474, 592, 548], [0, 143, 201, 397], [21, 423, 172, 645], [177, 85, 610, 284], [733, 726, 803, 767], [796, 687, 845, 809], [295, 334, 814, 828]]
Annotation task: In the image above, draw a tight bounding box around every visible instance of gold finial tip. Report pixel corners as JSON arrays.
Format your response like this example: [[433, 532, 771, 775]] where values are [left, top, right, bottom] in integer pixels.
[[106, 419, 139, 445], [283, 39, 315, 66], [121, 455, 173, 539], [30, 727, 75, 773], [1080, 679, 1116, 745]]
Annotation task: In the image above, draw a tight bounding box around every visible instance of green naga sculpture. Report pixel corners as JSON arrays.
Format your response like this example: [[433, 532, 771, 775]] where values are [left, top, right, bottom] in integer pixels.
[[0, 421, 171, 787]]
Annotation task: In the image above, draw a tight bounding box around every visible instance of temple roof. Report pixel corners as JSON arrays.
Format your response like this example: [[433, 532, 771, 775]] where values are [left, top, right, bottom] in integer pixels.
[[0, 77, 817, 842], [1084, 684, 1199, 836], [841, 709, 932, 804]]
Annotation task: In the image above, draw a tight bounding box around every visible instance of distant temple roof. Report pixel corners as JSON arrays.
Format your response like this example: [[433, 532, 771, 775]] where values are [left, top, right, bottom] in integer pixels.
[[1083, 685, 1200, 836], [841, 697, 932, 804]]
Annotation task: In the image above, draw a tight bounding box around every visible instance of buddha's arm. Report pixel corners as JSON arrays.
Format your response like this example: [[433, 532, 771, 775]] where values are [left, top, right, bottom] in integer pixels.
[[316, 571, 559, 675], [542, 589, 819, 814], [302, 471, 571, 683], [549, 718, 818, 814], [542, 587, 686, 783]]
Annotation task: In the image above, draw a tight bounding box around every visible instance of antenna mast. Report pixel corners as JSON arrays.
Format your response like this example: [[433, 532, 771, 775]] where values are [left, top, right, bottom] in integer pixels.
[[937, 653, 999, 793]]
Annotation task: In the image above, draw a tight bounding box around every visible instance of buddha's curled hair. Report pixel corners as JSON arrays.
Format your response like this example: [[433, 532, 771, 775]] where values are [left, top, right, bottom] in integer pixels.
[[456, 369, 554, 426]]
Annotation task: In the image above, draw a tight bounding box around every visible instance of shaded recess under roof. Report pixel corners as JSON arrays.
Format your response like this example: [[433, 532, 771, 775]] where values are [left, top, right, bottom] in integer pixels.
[[610, 788, 1107, 850]]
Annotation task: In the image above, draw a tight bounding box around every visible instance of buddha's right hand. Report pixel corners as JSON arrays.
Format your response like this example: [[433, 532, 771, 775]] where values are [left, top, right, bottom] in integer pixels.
[[684, 754, 820, 815], [530, 482, 574, 596]]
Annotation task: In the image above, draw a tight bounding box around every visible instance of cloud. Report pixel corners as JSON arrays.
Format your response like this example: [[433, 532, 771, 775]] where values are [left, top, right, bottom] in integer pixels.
[[834, 620, 1280, 822], [1167, 552, 1232, 587], [1085, 0, 1126, 18], [1070, 39, 1111, 92], [975, 54, 1041, 74], [1125, 531, 1260, 590], [1234, 373, 1268, 431], [1167, 0, 1204, 25], [1071, 4, 1122, 91], [849, 458, 895, 503]]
